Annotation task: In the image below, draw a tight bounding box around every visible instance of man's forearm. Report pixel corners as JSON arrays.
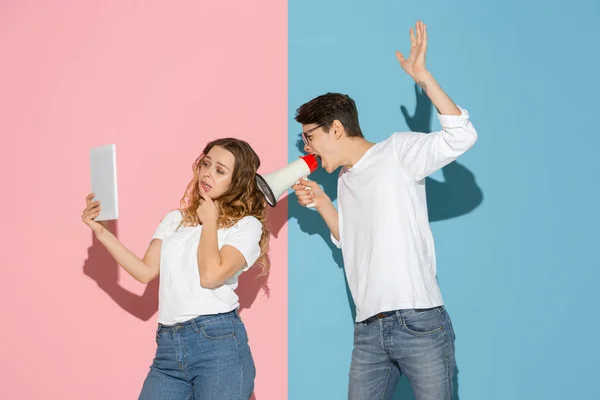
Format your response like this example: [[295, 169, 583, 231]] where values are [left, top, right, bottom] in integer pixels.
[[414, 71, 461, 116], [316, 200, 340, 241]]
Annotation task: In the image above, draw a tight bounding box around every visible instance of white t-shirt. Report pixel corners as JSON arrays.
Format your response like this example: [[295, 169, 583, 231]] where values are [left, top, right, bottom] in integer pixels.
[[152, 209, 262, 325], [332, 107, 478, 322]]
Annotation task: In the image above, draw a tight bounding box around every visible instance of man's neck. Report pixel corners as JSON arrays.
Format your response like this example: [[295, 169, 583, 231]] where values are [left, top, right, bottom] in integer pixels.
[[341, 137, 375, 169]]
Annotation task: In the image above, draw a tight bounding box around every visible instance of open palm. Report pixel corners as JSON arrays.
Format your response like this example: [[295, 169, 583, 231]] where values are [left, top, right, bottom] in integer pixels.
[[396, 20, 428, 80]]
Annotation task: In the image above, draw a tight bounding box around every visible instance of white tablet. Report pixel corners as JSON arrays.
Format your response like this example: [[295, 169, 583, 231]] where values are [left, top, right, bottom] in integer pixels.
[[90, 144, 119, 221]]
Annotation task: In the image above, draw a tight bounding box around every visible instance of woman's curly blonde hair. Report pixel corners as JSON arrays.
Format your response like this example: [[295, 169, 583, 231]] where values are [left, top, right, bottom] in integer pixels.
[[178, 138, 270, 274]]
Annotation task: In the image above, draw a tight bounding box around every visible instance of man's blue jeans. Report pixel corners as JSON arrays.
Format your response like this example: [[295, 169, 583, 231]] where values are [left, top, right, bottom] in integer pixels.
[[349, 306, 456, 400]]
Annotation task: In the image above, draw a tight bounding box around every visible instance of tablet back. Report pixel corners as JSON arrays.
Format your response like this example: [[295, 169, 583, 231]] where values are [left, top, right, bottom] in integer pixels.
[[90, 144, 119, 221]]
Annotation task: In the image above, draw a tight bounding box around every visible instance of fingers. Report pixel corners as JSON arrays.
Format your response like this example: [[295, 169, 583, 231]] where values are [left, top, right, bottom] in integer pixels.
[[86, 193, 95, 206], [395, 51, 405, 64], [415, 22, 421, 45], [198, 189, 207, 203], [416, 21, 426, 48], [198, 184, 212, 202], [408, 31, 418, 59], [291, 181, 304, 191], [297, 193, 315, 207], [417, 21, 426, 53], [301, 178, 320, 189], [84, 201, 101, 212], [82, 202, 101, 222], [292, 186, 320, 199], [294, 188, 312, 197], [292, 178, 317, 206], [292, 178, 315, 191], [409, 21, 427, 63], [89, 208, 101, 220], [84, 194, 101, 222], [297, 191, 315, 201]]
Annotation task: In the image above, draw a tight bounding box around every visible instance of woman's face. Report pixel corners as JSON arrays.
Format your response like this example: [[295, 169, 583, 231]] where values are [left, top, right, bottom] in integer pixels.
[[198, 146, 235, 199]]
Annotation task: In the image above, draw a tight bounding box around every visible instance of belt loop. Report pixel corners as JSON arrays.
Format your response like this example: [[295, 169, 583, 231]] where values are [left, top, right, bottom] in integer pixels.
[[395, 310, 402, 324], [190, 317, 200, 333]]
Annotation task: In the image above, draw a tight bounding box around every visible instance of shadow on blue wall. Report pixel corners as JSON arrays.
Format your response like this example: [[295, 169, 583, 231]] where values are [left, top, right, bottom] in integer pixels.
[[286, 85, 483, 399]]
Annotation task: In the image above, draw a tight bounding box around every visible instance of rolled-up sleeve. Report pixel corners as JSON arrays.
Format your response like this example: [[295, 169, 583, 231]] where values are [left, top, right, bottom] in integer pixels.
[[393, 106, 478, 181]]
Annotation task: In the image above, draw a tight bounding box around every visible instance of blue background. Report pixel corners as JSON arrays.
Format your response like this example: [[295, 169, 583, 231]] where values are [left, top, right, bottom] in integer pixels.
[[288, 0, 600, 399]]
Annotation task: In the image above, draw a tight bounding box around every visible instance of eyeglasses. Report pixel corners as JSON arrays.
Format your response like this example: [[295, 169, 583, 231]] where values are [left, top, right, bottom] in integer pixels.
[[301, 123, 327, 146]]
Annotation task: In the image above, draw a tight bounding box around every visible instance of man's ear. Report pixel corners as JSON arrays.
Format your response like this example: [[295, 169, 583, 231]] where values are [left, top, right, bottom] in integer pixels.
[[331, 119, 345, 140]]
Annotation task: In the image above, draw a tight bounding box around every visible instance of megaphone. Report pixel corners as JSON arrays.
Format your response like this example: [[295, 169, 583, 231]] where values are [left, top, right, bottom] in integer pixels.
[[256, 155, 319, 207]]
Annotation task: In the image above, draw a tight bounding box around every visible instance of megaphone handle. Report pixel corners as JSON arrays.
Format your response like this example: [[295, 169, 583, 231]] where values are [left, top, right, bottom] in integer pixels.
[[301, 175, 316, 208]]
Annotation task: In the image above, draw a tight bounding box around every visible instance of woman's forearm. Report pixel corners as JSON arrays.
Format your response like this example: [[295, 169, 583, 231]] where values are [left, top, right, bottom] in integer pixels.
[[94, 226, 157, 284], [196, 220, 222, 289]]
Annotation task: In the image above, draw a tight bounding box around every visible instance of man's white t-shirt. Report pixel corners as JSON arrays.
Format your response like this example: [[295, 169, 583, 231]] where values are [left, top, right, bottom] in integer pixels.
[[152, 209, 262, 325], [332, 107, 478, 322]]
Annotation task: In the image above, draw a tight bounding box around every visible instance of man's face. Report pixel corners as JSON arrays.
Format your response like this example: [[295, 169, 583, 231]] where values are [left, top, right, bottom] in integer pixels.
[[302, 123, 339, 173]]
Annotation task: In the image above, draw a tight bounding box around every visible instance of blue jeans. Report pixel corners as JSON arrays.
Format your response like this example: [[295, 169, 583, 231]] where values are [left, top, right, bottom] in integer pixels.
[[349, 306, 456, 400], [138, 310, 255, 400]]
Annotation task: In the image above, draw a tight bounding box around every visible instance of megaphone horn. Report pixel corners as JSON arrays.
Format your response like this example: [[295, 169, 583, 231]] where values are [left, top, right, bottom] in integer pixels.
[[256, 155, 319, 207]]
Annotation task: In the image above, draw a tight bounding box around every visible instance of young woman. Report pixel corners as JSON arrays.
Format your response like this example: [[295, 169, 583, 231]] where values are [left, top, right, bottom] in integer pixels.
[[81, 138, 270, 399]]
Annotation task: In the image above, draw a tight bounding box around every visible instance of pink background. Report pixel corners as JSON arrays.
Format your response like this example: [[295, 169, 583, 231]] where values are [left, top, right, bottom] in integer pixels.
[[0, 1, 287, 399]]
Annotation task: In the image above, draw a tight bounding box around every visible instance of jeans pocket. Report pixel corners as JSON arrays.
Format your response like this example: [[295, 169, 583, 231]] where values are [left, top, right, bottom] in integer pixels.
[[201, 320, 236, 340], [402, 307, 444, 336], [353, 322, 363, 334]]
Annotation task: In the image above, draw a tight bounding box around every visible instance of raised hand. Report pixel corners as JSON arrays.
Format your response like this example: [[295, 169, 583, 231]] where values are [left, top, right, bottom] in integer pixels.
[[396, 20, 429, 83], [82, 193, 106, 234]]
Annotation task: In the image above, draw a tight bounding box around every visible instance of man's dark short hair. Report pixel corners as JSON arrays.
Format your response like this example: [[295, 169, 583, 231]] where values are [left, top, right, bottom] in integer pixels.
[[295, 92, 363, 138]]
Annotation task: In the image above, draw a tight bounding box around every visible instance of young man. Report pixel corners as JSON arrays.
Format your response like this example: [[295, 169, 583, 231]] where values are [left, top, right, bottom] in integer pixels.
[[292, 21, 478, 399]]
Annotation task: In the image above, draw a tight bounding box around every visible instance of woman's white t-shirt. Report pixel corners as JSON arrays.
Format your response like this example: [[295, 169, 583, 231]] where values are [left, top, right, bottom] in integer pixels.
[[152, 209, 263, 325]]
